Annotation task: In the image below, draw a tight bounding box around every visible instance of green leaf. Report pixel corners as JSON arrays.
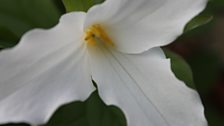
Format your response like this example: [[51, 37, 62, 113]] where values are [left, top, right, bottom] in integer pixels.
[[184, 11, 213, 32], [62, 0, 105, 12], [45, 101, 87, 126], [93, 0, 105, 4], [86, 91, 105, 126], [42, 91, 126, 126], [0, 26, 18, 48], [207, 0, 224, 13], [164, 49, 195, 89], [0, 0, 60, 38], [62, 0, 94, 12], [86, 91, 126, 126], [0, 124, 30, 126], [101, 106, 127, 126]]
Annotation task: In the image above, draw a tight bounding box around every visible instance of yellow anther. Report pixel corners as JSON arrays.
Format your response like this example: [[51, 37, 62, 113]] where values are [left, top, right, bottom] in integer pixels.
[[84, 24, 114, 47]]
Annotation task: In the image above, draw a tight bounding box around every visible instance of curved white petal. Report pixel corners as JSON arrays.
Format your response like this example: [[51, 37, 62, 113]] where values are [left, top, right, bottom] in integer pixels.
[[0, 12, 95, 125], [88, 45, 207, 126], [86, 0, 207, 53]]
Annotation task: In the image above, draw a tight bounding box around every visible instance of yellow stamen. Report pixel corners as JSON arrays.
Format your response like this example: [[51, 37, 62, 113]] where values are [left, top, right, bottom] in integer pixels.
[[84, 24, 114, 47]]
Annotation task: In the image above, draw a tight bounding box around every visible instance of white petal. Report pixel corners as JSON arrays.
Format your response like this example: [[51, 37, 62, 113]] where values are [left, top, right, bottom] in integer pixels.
[[0, 12, 95, 125], [88, 45, 207, 126], [85, 0, 207, 53]]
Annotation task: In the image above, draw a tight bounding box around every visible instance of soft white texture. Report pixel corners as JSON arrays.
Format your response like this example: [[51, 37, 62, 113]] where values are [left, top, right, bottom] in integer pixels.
[[85, 0, 208, 53], [0, 12, 95, 124], [88, 44, 207, 126], [0, 0, 208, 125]]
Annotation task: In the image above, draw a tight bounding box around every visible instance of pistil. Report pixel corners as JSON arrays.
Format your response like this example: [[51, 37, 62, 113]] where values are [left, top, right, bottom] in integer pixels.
[[84, 24, 114, 47]]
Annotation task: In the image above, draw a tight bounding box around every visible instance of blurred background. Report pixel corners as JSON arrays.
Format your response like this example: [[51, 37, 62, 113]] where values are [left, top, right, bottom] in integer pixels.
[[168, 1, 224, 125], [0, 0, 223, 126]]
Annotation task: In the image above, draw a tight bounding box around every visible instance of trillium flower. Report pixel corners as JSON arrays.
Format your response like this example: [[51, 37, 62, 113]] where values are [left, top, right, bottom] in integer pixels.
[[0, 0, 208, 126]]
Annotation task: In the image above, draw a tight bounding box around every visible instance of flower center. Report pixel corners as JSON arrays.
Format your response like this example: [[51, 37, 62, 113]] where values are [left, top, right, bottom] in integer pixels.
[[84, 24, 114, 47]]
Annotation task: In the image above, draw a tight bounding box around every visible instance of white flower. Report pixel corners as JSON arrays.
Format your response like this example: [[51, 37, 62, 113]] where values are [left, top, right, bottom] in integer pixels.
[[0, 0, 207, 126]]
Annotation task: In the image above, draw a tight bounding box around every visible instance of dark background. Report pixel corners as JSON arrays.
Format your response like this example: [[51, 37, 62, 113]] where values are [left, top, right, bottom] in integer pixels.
[[0, 0, 223, 126]]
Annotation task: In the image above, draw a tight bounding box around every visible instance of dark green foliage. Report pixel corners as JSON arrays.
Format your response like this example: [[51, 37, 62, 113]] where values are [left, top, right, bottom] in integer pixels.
[[0, 0, 60, 48], [44, 91, 126, 126], [164, 49, 195, 89]]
